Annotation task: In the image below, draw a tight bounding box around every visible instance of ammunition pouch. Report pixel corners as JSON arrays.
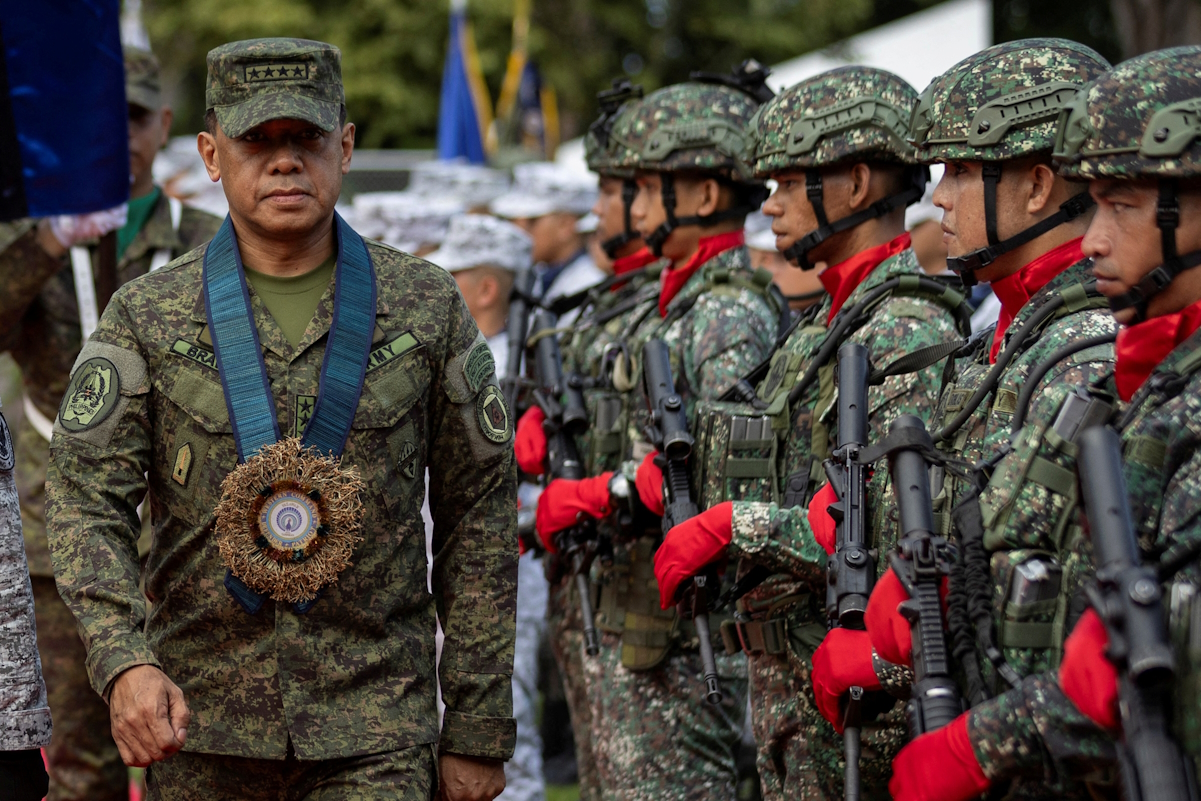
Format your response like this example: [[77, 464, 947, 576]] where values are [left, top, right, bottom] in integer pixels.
[[691, 398, 779, 510], [581, 387, 629, 476]]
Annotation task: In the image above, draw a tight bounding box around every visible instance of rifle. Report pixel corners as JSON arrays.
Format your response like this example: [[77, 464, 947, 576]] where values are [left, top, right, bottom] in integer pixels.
[[530, 309, 599, 656], [502, 266, 538, 413], [641, 337, 722, 705], [823, 342, 877, 801], [885, 415, 962, 737], [1077, 426, 1196, 801]]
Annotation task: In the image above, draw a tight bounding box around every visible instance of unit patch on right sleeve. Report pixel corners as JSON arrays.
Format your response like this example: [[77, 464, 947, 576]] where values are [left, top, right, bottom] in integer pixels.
[[59, 357, 120, 432]]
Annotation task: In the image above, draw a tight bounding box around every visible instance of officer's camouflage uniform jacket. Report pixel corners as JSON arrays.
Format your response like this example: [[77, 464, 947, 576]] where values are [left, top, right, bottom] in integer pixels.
[[44, 235, 519, 761], [0, 195, 221, 576]]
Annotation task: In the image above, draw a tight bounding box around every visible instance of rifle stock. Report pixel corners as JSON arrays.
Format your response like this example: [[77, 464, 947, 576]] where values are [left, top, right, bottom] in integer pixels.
[[642, 338, 721, 704], [886, 415, 962, 737], [1078, 426, 1194, 801], [531, 310, 599, 656]]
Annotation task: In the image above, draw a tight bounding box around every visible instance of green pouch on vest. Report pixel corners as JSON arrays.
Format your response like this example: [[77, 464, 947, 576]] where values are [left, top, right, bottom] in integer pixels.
[[691, 398, 779, 510], [581, 387, 628, 476], [619, 539, 679, 671]]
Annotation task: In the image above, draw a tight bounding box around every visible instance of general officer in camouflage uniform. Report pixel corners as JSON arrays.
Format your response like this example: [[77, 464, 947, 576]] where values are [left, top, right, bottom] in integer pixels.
[[652, 66, 968, 800], [0, 393, 52, 801], [44, 38, 517, 800], [527, 65, 786, 800], [846, 40, 1116, 801], [0, 46, 221, 801], [512, 80, 660, 801], [889, 43, 1201, 801]]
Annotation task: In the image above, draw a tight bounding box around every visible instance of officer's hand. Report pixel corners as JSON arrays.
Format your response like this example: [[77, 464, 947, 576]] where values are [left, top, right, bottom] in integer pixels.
[[108, 664, 190, 768], [1058, 607, 1119, 730], [438, 753, 505, 801], [40, 204, 129, 256], [889, 713, 990, 801], [653, 501, 733, 610], [534, 474, 613, 551]]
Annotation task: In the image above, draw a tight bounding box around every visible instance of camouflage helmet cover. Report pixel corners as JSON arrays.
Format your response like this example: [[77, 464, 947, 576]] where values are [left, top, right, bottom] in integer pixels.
[[750, 65, 920, 177], [1055, 45, 1201, 180], [912, 38, 1110, 163], [584, 79, 644, 178], [609, 81, 762, 182]]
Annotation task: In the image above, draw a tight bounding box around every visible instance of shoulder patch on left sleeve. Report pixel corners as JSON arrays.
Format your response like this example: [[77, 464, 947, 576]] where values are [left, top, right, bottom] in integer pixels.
[[443, 332, 492, 404], [464, 341, 496, 395], [476, 384, 512, 443], [54, 340, 149, 448]]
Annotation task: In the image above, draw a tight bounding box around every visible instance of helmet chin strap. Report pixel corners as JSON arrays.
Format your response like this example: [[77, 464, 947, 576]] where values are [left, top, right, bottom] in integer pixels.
[[945, 162, 1095, 289], [601, 179, 641, 259], [643, 172, 768, 257], [781, 165, 928, 270], [1107, 179, 1201, 323]]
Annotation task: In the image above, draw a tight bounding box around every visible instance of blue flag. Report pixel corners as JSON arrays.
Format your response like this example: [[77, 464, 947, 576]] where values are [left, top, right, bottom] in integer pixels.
[[436, 8, 491, 164], [0, 1, 129, 221]]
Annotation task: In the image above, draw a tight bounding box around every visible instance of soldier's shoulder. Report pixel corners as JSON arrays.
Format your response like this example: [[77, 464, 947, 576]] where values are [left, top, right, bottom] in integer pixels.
[[366, 240, 468, 354], [367, 239, 459, 297], [116, 243, 205, 314], [179, 205, 223, 246]]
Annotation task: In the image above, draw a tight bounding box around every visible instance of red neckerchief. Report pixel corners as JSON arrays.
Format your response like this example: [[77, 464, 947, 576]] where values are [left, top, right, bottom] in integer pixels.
[[1114, 296, 1201, 401], [819, 232, 911, 325], [989, 237, 1084, 363], [611, 247, 658, 292], [659, 230, 745, 317]]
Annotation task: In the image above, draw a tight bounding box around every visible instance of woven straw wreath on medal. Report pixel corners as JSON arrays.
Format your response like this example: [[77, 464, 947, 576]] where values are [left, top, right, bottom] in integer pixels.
[[215, 437, 364, 604]]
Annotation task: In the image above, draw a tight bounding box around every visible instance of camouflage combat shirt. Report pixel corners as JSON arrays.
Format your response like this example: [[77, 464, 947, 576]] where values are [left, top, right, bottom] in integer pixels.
[[44, 230, 519, 761], [0, 193, 221, 576]]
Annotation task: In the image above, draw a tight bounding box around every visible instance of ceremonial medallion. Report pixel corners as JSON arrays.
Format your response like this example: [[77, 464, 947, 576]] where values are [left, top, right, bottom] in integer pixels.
[[215, 437, 364, 604]]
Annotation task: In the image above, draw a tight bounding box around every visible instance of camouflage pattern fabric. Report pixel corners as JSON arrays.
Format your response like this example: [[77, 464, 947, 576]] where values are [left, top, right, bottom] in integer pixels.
[[0, 196, 219, 801], [911, 38, 1109, 164], [727, 245, 959, 799], [609, 82, 761, 182], [124, 45, 163, 111], [1055, 45, 1201, 180], [749, 66, 920, 177], [205, 38, 344, 139], [583, 79, 643, 179], [584, 631, 748, 801], [546, 576, 601, 801], [144, 742, 436, 800], [44, 234, 519, 763]]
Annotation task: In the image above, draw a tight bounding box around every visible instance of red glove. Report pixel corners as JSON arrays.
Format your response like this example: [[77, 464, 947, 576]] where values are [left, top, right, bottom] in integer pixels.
[[810, 628, 882, 733], [807, 481, 838, 555], [1059, 608, 1119, 731], [534, 474, 613, 553], [890, 713, 990, 801], [866, 567, 916, 667], [653, 501, 734, 609], [515, 406, 548, 475], [634, 451, 665, 517]]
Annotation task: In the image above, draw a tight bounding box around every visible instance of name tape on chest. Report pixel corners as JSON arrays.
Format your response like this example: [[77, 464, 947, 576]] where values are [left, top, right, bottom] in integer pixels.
[[173, 339, 217, 370], [367, 332, 420, 373]]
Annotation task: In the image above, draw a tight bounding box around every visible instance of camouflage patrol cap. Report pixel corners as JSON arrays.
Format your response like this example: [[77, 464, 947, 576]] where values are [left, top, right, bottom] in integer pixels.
[[912, 38, 1110, 163], [609, 81, 762, 181], [1054, 46, 1201, 180], [124, 46, 162, 112], [584, 79, 643, 178], [205, 38, 344, 139], [750, 66, 920, 177]]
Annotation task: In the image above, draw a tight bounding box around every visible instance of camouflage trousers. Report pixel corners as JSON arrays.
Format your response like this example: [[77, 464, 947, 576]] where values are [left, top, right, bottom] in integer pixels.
[[546, 573, 601, 801], [749, 647, 906, 801], [585, 631, 748, 801], [31, 575, 127, 801], [145, 743, 436, 800]]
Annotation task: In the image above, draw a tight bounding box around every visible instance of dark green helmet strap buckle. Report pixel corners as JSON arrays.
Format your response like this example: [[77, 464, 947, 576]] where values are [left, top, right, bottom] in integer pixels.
[[601, 178, 642, 259], [644, 172, 765, 257], [946, 174, 1095, 289], [1108, 179, 1201, 322], [781, 165, 929, 270]]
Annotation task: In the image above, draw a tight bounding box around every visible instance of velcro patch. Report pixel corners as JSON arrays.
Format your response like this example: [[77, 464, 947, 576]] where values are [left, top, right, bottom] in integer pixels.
[[368, 332, 420, 373], [60, 357, 120, 432], [244, 63, 311, 82], [172, 339, 217, 370], [476, 384, 512, 443], [464, 341, 496, 394]]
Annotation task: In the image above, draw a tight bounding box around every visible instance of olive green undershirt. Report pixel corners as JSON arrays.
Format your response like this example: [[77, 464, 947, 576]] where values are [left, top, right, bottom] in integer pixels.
[[243, 255, 336, 348], [117, 186, 161, 259]]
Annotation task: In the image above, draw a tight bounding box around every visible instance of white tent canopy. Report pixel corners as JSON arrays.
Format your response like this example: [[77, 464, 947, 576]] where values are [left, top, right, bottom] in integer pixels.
[[555, 0, 992, 176]]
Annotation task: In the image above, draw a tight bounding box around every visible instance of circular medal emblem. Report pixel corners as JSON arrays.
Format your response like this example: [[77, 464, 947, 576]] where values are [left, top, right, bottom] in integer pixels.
[[259, 489, 320, 551]]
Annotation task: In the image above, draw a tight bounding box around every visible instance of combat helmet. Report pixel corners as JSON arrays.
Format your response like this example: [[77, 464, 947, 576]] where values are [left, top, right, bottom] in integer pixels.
[[1054, 45, 1201, 320], [609, 60, 774, 256], [750, 65, 926, 269], [584, 78, 645, 258], [911, 38, 1110, 285]]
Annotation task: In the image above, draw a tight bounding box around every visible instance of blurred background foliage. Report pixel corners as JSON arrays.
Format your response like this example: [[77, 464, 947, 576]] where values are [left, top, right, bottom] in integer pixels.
[[143, 0, 1122, 149]]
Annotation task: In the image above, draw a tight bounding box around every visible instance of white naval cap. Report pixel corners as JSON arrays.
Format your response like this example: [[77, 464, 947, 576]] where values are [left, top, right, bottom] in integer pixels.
[[350, 192, 464, 252], [406, 160, 512, 208], [745, 209, 779, 252], [490, 161, 598, 219], [428, 213, 533, 273]]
